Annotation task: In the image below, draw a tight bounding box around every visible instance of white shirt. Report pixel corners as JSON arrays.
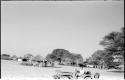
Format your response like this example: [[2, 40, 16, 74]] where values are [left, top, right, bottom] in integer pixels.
[[80, 69, 85, 75]]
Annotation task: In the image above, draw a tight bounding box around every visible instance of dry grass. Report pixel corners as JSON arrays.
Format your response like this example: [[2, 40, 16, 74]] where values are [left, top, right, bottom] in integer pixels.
[[1, 60, 124, 80]]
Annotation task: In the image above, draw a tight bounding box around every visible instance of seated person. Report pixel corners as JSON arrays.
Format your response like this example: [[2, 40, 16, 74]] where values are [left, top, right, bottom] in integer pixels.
[[75, 67, 85, 78], [94, 73, 100, 79]]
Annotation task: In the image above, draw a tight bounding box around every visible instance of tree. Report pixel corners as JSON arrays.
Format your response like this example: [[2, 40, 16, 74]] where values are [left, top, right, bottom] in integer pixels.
[[46, 53, 58, 62], [32, 54, 44, 62], [51, 49, 71, 64], [11, 55, 18, 60], [86, 57, 93, 65], [23, 53, 34, 60], [63, 53, 83, 66], [92, 50, 106, 64], [67, 53, 77, 65], [100, 27, 124, 58], [73, 54, 83, 65], [1, 54, 11, 60], [100, 27, 124, 68], [46, 49, 84, 66]]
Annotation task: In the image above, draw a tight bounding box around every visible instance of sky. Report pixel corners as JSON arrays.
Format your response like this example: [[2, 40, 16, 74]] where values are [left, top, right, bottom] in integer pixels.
[[1, 1, 124, 59]]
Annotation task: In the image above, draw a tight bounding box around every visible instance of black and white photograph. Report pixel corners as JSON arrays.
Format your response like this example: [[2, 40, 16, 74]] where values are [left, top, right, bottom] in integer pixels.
[[1, 0, 124, 80]]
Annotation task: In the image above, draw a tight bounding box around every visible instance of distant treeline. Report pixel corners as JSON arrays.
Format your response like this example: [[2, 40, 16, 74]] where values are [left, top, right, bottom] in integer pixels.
[[1, 48, 84, 66]]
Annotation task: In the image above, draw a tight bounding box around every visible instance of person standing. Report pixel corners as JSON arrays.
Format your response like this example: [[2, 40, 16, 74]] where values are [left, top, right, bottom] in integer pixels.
[[79, 67, 85, 77], [44, 60, 47, 67]]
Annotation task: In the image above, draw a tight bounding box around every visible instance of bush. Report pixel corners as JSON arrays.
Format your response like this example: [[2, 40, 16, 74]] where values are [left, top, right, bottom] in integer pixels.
[[1, 56, 12, 60], [1, 54, 12, 60]]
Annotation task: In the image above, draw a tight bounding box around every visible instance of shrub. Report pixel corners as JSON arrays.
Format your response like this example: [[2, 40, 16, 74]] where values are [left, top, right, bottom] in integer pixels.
[[1, 54, 12, 60]]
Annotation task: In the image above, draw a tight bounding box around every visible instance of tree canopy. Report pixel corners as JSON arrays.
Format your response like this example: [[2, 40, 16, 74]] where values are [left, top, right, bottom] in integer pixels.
[[100, 27, 124, 58], [46, 48, 83, 66], [23, 53, 34, 60], [32, 54, 45, 61], [89, 27, 124, 69]]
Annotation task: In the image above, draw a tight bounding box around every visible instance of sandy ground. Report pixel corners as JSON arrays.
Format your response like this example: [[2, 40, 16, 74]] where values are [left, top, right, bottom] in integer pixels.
[[1, 60, 124, 80]]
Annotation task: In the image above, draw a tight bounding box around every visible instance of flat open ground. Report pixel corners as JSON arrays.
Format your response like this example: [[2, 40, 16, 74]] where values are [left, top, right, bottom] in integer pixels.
[[1, 60, 124, 80]]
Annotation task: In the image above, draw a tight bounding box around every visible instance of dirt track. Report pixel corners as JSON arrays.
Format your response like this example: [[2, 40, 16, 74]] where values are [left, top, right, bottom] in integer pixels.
[[1, 60, 124, 80]]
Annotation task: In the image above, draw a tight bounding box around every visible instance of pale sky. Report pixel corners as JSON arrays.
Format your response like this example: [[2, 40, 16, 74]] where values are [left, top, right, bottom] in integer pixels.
[[1, 1, 124, 59]]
